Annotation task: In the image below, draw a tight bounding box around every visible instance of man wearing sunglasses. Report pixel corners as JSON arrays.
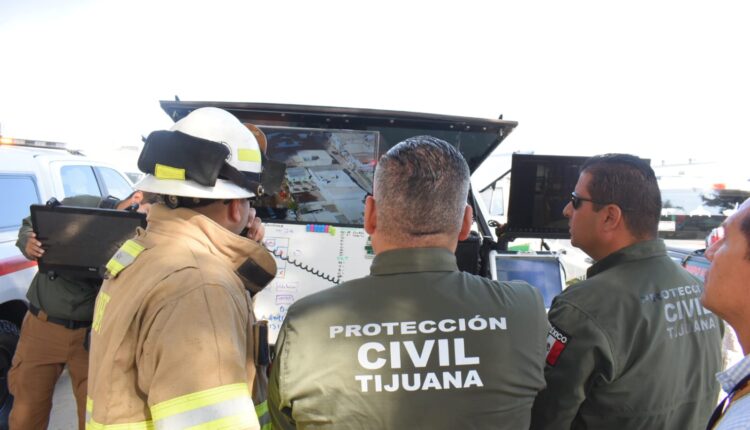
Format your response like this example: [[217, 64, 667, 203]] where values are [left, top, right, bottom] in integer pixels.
[[531, 153, 722, 430]]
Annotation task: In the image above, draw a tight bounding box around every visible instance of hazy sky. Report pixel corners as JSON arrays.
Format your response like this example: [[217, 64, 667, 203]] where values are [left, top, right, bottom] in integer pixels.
[[2, 1, 749, 175]]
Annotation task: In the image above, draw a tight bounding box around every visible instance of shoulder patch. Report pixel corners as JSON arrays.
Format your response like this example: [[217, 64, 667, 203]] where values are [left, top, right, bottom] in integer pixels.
[[105, 240, 145, 278], [546, 324, 570, 366]]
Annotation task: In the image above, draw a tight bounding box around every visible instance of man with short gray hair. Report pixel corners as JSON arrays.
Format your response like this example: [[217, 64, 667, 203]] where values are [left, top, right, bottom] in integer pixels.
[[269, 135, 548, 429], [372, 136, 471, 243]]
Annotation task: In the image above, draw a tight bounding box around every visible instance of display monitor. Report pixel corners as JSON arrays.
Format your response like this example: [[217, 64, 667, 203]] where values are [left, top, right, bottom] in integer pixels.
[[505, 154, 589, 239], [31, 205, 146, 278], [489, 251, 565, 308], [253, 126, 379, 227]]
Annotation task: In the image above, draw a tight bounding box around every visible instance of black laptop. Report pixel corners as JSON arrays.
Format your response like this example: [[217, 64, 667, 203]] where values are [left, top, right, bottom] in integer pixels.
[[30, 204, 146, 279]]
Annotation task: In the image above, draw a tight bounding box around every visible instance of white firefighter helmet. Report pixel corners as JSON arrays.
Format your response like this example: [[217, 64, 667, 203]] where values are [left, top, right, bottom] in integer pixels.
[[136, 107, 262, 199]]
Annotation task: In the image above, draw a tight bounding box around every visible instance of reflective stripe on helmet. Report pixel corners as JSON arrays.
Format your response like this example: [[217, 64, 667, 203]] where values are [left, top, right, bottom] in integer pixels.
[[238, 148, 261, 163], [154, 164, 186, 181]]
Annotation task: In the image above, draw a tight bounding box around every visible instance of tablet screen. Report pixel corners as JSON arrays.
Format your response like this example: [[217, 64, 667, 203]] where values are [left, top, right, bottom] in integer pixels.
[[31, 205, 146, 278]]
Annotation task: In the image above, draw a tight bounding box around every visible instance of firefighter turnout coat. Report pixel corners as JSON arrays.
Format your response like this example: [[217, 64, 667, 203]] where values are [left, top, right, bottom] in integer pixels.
[[86, 204, 276, 430]]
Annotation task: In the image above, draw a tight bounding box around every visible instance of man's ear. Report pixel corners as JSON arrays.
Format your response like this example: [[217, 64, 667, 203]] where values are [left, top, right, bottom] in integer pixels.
[[227, 199, 243, 224], [458, 205, 473, 241], [364, 195, 376, 235], [601, 204, 624, 232]]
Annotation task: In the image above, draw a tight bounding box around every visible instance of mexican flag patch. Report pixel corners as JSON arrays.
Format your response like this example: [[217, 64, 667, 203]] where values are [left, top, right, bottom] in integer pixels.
[[546, 324, 570, 366]]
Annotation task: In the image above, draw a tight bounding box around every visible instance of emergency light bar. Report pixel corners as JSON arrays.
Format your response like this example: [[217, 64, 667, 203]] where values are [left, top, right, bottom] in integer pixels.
[[0, 136, 67, 149]]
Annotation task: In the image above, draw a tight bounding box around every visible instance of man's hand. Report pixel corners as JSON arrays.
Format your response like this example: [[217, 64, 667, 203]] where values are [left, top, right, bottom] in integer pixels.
[[24, 232, 44, 260], [244, 208, 265, 243]]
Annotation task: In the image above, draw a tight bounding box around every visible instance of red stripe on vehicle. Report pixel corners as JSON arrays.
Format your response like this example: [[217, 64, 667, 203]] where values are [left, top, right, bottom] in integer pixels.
[[0, 256, 37, 276]]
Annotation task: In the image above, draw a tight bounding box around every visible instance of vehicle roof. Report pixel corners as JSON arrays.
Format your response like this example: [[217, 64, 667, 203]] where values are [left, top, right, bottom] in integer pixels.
[[0, 145, 123, 174], [159, 100, 518, 173], [0, 144, 86, 158], [0, 145, 84, 169]]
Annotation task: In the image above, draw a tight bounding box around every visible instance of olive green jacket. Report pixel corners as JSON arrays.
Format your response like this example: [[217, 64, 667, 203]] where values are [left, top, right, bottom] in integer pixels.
[[16, 195, 104, 321], [269, 247, 548, 430], [531, 239, 723, 430]]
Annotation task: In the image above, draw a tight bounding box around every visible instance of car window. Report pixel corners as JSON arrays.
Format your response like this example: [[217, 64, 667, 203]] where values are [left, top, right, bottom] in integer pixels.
[[61, 165, 101, 198], [0, 175, 41, 231], [97, 167, 133, 199], [480, 186, 505, 217], [125, 171, 144, 184]]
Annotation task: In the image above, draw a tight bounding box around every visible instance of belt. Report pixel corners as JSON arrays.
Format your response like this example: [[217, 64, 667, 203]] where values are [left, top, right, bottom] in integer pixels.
[[28, 304, 92, 329]]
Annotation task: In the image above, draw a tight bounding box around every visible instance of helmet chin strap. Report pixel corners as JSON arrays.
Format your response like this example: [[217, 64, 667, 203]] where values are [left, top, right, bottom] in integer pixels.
[[219, 162, 264, 196], [164, 195, 215, 209]]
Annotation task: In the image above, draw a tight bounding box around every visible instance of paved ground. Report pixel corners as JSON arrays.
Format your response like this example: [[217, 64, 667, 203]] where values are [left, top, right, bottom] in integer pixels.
[[49, 369, 77, 430]]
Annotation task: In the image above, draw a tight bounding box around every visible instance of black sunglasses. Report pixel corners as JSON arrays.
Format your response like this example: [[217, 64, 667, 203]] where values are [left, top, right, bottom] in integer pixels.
[[570, 192, 608, 210], [570, 192, 634, 211]]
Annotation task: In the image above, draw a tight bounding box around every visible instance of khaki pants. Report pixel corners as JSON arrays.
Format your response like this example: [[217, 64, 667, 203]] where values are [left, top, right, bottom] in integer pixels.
[[8, 311, 89, 430]]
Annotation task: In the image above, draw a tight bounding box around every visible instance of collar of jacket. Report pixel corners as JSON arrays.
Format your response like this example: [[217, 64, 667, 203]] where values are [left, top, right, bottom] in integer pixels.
[[370, 247, 459, 276], [144, 203, 277, 294], [586, 238, 667, 278]]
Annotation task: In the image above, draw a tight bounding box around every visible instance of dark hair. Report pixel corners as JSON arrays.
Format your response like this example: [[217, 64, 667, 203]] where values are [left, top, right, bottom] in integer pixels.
[[581, 153, 661, 239], [374, 135, 470, 238], [100, 191, 159, 209], [139, 191, 160, 205]]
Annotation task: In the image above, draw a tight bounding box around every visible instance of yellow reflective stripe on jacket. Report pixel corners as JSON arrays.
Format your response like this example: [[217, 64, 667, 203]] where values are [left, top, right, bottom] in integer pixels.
[[150, 383, 257, 429], [86, 396, 93, 426], [105, 240, 145, 277], [154, 164, 186, 180], [92, 292, 111, 333], [255, 400, 271, 430]]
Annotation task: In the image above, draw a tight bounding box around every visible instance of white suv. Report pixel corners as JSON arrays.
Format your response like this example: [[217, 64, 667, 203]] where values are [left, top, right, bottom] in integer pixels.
[[0, 139, 134, 420]]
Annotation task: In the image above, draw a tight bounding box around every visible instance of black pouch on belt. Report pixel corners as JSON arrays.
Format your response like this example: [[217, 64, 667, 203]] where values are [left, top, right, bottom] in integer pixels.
[[253, 321, 270, 366], [84, 327, 92, 351]]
